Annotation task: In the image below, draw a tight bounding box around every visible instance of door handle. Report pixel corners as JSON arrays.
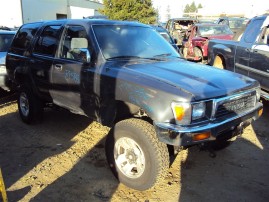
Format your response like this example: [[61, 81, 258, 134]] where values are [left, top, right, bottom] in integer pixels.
[[54, 64, 62, 71]]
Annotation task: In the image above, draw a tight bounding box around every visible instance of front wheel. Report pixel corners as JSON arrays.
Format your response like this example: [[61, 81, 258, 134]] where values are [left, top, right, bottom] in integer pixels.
[[18, 85, 43, 124], [105, 118, 169, 190], [194, 47, 203, 62]]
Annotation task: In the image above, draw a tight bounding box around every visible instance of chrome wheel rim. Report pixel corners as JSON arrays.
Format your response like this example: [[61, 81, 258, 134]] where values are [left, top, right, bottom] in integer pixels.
[[114, 137, 145, 179], [20, 92, 29, 117]]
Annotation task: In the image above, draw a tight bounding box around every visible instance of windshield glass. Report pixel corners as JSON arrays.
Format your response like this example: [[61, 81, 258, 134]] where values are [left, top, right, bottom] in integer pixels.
[[0, 34, 14, 52], [93, 25, 179, 59], [228, 19, 245, 29], [198, 25, 233, 36]]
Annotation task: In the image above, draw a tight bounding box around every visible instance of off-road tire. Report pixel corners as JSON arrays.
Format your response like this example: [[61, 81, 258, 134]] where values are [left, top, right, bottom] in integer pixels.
[[18, 84, 43, 124], [105, 118, 169, 191]]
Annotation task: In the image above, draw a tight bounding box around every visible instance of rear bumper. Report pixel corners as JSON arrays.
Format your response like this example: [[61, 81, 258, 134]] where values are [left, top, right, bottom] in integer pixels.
[[0, 65, 12, 91], [154, 102, 263, 146], [0, 67, 8, 90]]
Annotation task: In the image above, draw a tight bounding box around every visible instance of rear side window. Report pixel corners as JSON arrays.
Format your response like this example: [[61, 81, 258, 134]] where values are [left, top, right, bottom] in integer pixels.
[[33, 25, 62, 57], [12, 23, 41, 50], [0, 34, 15, 52]]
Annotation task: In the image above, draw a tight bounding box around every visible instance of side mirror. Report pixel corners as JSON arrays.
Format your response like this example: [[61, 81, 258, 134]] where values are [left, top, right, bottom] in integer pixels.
[[174, 38, 177, 44], [79, 48, 91, 64], [267, 35, 269, 45]]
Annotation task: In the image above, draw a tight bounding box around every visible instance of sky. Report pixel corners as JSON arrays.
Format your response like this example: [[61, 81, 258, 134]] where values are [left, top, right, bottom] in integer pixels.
[[152, 0, 269, 22]]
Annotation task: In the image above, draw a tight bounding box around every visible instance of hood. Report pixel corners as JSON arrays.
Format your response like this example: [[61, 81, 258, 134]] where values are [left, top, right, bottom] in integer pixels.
[[120, 59, 257, 100], [205, 34, 233, 40], [0, 52, 7, 65]]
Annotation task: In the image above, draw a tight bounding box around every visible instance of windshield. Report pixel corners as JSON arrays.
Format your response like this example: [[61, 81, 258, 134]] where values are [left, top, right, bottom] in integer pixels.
[[93, 25, 179, 60], [198, 25, 233, 36], [228, 19, 245, 29], [0, 34, 14, 52]]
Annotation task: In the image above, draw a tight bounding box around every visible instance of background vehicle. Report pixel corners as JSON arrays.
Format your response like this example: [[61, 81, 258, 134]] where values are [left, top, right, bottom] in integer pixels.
[[151, 25, 178, 51], [208, 15, 269, 100], [6, 19, 263, 191], [166, 18, 198, 47], [180, 23, 233, 62], [0, 30, 16, 91], [216, 16, 249, 35]]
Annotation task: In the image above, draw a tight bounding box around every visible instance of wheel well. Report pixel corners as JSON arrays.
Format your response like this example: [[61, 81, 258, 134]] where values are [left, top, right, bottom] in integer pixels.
[[14, 72, 32, 88], [213, 54, 226, 69], [114, 101, 153, 124], [194, 46, 203, 61]]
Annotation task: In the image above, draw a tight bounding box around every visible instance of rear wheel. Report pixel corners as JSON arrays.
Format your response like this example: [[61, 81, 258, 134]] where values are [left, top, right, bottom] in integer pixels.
[[213, 55, 225, 69], [194, 47, 203, 62], [18, 85, 43, 124], [105, 118, 169, 190]]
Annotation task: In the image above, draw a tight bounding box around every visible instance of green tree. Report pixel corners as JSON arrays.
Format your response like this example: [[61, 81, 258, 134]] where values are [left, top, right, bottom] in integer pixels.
[[189, 1, 196, 12], [184, 4, 191, 13], [183, 1, 199, 14], [198, 3, 203, 9], [99, 0, 157, 24]]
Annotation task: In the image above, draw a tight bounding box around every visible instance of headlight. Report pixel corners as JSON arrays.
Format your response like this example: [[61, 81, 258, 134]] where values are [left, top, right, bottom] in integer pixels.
[[171, 101, 206, 125], [192, 102, 206, 120]]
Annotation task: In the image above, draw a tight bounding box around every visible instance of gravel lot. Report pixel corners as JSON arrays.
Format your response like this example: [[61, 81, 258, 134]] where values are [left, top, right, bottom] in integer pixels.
[[0, 91, 268, 202]]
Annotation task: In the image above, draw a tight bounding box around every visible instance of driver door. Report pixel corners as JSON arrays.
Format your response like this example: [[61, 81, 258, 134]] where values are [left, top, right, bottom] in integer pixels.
[[50, 25, 91, 114]]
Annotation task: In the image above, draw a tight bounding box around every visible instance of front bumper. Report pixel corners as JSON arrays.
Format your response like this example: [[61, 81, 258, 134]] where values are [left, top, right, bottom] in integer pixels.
[[154, 102, 263, 146]]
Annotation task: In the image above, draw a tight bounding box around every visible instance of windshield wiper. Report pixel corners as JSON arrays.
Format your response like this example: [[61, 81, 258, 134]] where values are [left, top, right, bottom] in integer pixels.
[[107, 56, 142, 60], [107, 55, 163, 61], [153, 53, 172, 58]]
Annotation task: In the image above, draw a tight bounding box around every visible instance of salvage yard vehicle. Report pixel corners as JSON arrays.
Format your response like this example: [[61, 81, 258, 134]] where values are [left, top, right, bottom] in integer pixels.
[[166, 18, 198, 47], [180, 23, 233, 63], [6, 19, 263, 191], [208, 15, 269, 100], [151, 25, 178, 51], [216, 16, 249, 35], [0, 30, 16, 91]]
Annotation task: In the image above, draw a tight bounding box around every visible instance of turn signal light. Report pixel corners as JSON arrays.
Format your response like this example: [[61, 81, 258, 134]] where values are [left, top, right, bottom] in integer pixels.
[[192, 132, 211, 141], [174, 106, 185, 121], [258, 109, 263, 117]]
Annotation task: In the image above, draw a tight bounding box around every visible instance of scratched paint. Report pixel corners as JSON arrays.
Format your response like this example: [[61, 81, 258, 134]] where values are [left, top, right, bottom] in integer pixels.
[[119, 83, 154, 113], [65, 70, 80, 84]]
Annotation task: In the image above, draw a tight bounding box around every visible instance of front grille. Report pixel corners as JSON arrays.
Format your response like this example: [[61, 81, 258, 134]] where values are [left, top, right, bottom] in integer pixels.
[[215, 94, 256, 119]]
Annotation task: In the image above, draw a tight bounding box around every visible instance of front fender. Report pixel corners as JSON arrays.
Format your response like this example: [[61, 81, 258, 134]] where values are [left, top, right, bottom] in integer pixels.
[[114, 80, 191, 123]]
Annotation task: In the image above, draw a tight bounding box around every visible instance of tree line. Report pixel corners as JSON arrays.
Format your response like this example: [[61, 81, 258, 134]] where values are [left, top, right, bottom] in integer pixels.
[[99, 0, 203, 24]]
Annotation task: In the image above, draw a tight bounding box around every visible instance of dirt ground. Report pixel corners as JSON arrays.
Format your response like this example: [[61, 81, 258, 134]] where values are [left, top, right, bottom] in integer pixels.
[[0, 91, 268, 202]]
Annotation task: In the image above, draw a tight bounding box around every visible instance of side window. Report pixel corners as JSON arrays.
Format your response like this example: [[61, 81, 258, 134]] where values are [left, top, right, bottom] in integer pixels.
[[33, 25, 61, 56], [12, 23, 41, 50], [258, 26, 269, 44], [59, 25, 88, 62]]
